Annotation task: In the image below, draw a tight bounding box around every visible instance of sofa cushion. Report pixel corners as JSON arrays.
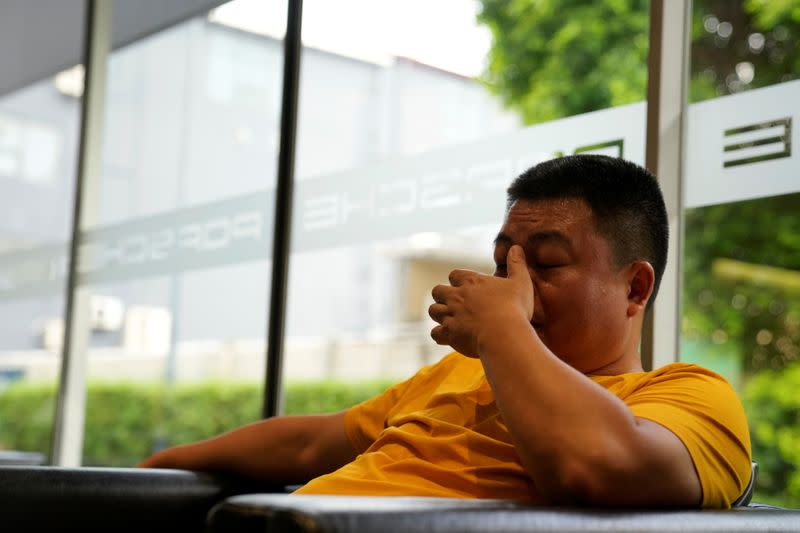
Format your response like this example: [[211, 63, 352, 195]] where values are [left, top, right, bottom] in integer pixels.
[[207, 494, 800, 532], [0, 466, 280, 532]]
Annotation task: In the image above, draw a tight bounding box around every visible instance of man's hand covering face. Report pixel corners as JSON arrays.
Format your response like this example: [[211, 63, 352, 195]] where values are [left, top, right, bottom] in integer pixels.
[[429, 244, 534, 357]]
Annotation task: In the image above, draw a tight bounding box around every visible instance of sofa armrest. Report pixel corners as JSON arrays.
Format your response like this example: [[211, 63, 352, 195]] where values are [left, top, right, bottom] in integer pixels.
[[0, 465, 283, 532], [207, 494, 800, 533]]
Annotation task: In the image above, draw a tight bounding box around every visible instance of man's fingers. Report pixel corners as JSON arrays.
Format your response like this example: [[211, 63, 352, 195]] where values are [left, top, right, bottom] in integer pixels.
[[428, 303, 450, 323], [430, 324, 450, 345], [447, 269, 477, 287], [431, 284, 456, 303]]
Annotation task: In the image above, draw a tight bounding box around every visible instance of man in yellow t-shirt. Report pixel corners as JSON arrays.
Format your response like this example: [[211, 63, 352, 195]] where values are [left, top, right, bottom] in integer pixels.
[[141, 155, 752, 508]]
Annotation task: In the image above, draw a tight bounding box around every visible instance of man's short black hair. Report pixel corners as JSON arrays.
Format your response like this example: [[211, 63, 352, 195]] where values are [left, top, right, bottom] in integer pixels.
[[507, 154, 669, 305]]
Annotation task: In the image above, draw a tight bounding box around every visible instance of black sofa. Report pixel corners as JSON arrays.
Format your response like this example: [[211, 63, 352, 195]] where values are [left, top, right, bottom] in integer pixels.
[[2, 465, 798, 532], [0, 466, 280, 532]]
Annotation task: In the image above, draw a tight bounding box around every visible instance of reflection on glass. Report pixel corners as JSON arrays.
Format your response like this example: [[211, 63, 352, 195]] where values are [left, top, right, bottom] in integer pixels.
[[75, 2, 284, 466], [282, 0, 650, 423], [684, 0, 800, 508], [0, 12, 85, 462], [280, 0, 522, 417], [682, 193, 800, 507], [691, 1, 798, 102]]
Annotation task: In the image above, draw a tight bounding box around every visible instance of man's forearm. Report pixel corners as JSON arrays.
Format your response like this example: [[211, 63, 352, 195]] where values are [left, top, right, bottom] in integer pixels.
[[477, 317, 642, 503], [140, 412, 354, 484]]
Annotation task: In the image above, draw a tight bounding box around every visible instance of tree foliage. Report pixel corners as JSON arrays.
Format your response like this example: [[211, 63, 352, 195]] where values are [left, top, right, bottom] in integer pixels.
[[478, 0, 649, 124], [745, 364, 800, 507], [683, 195, 800, 375], [478, 0, 799, 123]]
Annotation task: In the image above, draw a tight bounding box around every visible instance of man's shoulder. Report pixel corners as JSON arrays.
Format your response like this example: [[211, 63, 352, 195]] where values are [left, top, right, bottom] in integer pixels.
[[422, 351, 479, 370], [643, 362, 735, 389], [391, 351, 485, 400], [619, 362, 747, 425], [592, 362, 740, 403], [595, 362, 730, 385], [413, 351, 483, 381]]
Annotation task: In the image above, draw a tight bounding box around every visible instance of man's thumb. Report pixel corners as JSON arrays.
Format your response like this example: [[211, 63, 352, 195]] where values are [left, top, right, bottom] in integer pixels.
[[507, 245, 527, 277]]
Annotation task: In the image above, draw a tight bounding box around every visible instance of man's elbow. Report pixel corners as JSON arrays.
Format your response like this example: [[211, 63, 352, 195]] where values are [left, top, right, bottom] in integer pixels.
[[533, 444, 654, 506], [539, 458, 699, 508], [536, 458, 610, 506], [294, 436, 325, 482]]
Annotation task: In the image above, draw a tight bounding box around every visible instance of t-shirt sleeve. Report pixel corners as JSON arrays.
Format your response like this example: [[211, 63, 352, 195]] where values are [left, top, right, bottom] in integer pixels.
[[624, 366, 752, 508], [343, 356, 448, 454]]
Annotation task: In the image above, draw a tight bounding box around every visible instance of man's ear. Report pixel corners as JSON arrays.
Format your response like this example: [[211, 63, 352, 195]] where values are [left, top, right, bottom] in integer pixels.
[[626, 261, 655, 317]]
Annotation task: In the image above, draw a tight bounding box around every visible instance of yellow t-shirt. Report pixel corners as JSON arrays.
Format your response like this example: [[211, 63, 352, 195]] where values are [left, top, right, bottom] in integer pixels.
[[295, 352, 752, 508]]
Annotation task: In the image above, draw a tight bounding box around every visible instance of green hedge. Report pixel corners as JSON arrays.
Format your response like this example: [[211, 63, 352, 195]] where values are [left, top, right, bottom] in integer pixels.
[[0, 380, 392, 467], [1, 372, 798, 508], [744, 363, 800, 508]]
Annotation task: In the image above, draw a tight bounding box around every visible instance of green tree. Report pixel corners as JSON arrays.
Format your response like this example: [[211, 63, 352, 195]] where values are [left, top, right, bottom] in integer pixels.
[[478, 0, 649, 124], [682, 195, 800, 376], [478, 0, 799, 123]]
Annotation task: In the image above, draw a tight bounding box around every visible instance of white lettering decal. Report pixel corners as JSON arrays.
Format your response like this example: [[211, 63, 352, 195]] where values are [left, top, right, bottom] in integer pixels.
[[150, 230, 174, 261], [121, 235, 148, 264], [203, 218, 231, 250], [420, 169, 462, 209], [232, 212, 263, 240], [304, 195, 339, 230], [377, 180, 416, 217]]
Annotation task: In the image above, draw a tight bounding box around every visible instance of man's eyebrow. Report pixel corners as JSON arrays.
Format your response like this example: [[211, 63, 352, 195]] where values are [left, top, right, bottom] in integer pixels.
[[493, 231, 572, 249], [528, 230, 573, 249], [493, 233, 513, 247]]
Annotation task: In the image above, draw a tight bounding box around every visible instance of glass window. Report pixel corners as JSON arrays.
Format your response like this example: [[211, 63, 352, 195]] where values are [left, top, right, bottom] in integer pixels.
[[682, 0, 800, 507], [0, 1, 86, 464], [75, 0, 285, 466], [281, 0, 651, 415], [689, 0, 797, 103]]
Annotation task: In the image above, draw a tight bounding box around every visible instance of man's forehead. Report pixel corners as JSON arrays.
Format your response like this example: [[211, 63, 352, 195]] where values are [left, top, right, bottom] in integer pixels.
[[501, 197, 594, 231], [493, 229, 573, 251], [493, 198, 604, 254]]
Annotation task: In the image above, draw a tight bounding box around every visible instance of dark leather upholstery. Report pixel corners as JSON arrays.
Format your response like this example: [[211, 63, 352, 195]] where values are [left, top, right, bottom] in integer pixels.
[[3, 465, 795, 532], [207, 494, 800, 533], [0, 466, 281, 532]]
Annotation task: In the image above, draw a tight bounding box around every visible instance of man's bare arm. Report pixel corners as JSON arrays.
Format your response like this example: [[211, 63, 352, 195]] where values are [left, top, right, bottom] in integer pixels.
[[476, 319, 701, 506], [138, 411, 356, 484], [430, 245, 701, 506]]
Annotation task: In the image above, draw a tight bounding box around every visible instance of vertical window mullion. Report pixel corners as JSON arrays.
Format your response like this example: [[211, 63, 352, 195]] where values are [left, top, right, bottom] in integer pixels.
[[263, 0, 304, 418], [51, 0, 113, 466], [643, 0, 692, 370]]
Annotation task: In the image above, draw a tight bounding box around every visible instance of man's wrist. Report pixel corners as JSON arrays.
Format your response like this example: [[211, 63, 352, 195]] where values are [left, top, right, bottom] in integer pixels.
[[475, 311, 535, 356]]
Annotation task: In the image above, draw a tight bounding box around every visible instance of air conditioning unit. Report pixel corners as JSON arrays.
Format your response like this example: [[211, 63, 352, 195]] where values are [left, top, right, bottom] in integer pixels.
[[122, 306, 172, 355], [42, 318, 64, 352], [89, 295, 124, 331]]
